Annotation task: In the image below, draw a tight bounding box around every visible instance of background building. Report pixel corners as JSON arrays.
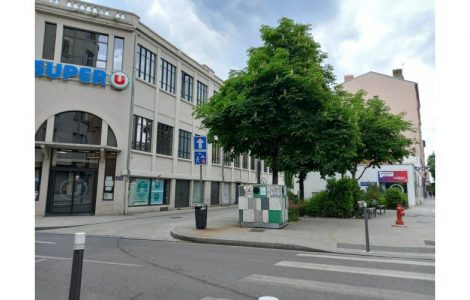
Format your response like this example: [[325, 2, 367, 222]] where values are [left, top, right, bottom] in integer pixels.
[[294, 69, 427, 206], [35, 0, 282, 216]]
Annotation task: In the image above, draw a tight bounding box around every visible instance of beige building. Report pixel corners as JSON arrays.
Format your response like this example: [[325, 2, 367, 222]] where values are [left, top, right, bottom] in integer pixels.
[[295, 69, 428, 206], [343, 69, 425, 168], [35, 0, 281, 216]]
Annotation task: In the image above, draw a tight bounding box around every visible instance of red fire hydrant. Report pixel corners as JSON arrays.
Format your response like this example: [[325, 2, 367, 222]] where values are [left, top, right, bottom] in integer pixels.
[[396, 203, 405, 225]]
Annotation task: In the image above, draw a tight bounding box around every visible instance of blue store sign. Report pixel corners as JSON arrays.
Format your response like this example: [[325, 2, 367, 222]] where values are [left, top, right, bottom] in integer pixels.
[[35, 60, 129, 90]]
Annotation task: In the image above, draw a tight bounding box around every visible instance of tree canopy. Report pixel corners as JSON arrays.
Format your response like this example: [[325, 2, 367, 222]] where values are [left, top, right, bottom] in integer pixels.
[[194, 18, 335, 184], [344, 90, 416, 180], [427, 152, 435, 181]]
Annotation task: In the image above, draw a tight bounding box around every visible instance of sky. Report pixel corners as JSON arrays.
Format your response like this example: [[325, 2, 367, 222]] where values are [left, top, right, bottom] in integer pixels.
[[87, 0, 436, 161]]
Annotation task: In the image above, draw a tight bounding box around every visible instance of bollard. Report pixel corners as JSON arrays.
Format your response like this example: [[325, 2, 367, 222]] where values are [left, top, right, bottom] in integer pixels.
[[358, 201, 370, 252], [69, 232, 86, 300], [364, 206, 370, 252]]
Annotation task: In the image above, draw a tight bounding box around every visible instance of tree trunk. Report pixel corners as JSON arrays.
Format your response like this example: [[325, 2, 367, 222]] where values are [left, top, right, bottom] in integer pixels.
[[299, 172, 306, 200], [272, 162, 279, 185]]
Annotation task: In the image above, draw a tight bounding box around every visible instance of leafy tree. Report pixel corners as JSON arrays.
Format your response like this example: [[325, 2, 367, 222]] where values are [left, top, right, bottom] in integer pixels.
[[345, 90, 416, 180], [194, 18, 335, 184], [427, 152, 435, 181], [280, 87, 360, 199]]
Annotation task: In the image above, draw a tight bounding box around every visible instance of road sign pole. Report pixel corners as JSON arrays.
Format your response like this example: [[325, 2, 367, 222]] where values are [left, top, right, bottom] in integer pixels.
[[200, 164, 203, 203]]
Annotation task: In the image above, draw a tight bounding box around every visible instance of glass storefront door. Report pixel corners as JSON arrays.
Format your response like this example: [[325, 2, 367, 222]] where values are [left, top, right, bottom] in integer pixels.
[[48, 171, 97, 214], [47, 150, 99, 215]]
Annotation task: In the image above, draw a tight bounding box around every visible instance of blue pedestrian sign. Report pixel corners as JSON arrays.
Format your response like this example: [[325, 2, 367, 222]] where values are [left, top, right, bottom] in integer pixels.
[[194, 136, 207, 151], [194, 151, 207, 165]]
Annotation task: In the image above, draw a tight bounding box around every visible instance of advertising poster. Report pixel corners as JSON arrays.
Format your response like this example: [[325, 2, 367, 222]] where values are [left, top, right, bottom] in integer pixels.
[[150, 179, 164, 205], [130, 178, 150, 206]]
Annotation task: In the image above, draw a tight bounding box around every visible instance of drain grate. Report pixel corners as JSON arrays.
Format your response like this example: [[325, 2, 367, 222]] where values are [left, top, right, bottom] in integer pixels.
[[249, 229, 265, 233]]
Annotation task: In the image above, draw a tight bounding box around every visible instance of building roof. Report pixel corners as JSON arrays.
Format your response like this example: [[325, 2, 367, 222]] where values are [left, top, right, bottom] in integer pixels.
[[341, 71, 418, 86]]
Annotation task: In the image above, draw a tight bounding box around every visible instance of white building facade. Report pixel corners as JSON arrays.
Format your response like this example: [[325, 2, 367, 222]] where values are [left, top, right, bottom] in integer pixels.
[[35, 0, 282, 216]]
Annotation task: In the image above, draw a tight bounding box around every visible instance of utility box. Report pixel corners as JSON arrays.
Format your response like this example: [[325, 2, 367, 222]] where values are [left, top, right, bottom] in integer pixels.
[[238, 184, 288, 229]]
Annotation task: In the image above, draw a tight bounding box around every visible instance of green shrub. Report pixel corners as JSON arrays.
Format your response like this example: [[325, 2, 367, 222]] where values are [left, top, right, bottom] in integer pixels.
[[288, 207, 300, 221], [384, 188, 408, 208], [305, 191, 327, 217], [321, 178, 360, 218], [287, 190, 299, 203], [364, 184, 382, 206]]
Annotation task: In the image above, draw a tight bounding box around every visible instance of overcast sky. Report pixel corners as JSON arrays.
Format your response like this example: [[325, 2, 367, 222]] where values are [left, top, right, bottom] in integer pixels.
[[87, 0, 435, 160]]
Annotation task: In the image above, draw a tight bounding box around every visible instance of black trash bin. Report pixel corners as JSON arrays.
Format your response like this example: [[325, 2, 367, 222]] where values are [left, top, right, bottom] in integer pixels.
[[194, 203, 207, 229]]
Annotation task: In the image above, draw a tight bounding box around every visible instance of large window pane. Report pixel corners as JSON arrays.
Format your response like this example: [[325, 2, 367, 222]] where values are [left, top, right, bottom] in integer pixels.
[[53, 111, 102, 145], [197, 81, 208, 105], [61, 27, 108, 69], [43, 23, 56, 60], [113, 37, 124, 71], [178, 129, 191, 159], [136, 45, 156, 84], [156, 123, 173, 156], [35, 121, 47, 141], [132, 115, 152, 152], [129, 178, 150, 206], [161, 59, 176, 94]]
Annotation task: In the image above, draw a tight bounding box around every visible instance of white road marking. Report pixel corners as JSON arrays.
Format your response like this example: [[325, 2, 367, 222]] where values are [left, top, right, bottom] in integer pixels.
[[35, 241, 57, 244], [297, 253, 435, 266], [35, 258, 48, 263], [275, 260, 434, 281], [243, 274, 432, 300], [35, 255, 144, 267]]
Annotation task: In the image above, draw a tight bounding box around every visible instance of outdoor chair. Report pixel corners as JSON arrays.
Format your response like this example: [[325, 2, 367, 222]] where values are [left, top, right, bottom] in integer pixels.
[[372, 199, 386, 215]]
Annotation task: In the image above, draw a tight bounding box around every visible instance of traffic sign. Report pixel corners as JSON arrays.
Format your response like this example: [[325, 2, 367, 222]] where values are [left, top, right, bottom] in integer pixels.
[[194, 151, 207, 165], [194, 136, 207, 151]]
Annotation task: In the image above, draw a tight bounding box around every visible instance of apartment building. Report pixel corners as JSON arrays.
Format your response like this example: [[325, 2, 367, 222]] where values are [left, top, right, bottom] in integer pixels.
[[35, 0, 279, 216], [295, 69, 427, 206]]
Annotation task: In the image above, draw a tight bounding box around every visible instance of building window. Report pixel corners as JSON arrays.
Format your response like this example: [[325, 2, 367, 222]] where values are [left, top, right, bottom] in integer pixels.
[[35, 121, 47, 141], [113, 37, 124, 71], [53, 111, 102, 145], [132, 115, 153, 152], [156, 123, 173, 156], [242, 153, 248, 169], [196, 81, 208, 105], [61, 27, 108, 69], [212, 145, 221, 165], [107, 127, 117, 147], [129, 177, 170, 206], [161, 59, 176, 93], [213, 90, 218, 96], [43, 23, 56, 60], [250, 156, 256, 171], [223, 151, 231, 166], [234, 155, 240, 168], [181, 71, 194, 102], [136, 45, 156, 84], [263, 161, 267, 173], [178, 129, 191, 159]]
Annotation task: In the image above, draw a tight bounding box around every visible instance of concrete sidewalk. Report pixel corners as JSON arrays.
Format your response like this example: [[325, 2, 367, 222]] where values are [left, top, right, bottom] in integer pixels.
[[36, 199, 435, 259]]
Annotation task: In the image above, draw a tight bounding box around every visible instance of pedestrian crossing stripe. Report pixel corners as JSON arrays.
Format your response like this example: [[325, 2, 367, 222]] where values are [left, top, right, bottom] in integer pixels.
[[275, 260, 434, 281], [296, 253, 435, 266], [242, 274, 432, 300]]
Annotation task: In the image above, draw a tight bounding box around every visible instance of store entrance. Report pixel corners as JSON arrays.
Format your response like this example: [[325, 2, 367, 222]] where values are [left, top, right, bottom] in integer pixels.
[[48, 170, 97, 214], [46, 150, 99, 215]]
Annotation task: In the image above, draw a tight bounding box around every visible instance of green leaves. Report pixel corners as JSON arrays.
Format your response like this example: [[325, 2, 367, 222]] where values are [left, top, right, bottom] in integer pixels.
[[194, 18, 335, 184]]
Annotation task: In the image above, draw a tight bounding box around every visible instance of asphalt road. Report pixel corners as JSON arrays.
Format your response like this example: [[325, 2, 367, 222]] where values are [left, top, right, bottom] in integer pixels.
[[36, 232, 434, 300]]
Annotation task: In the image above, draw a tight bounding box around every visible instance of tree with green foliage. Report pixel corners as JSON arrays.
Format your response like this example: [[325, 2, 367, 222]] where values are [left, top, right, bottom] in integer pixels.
[[427, 152, 435, 181], [280, 87, 360, 199], [344, 90, 416, 180], [194, 18, 335, 184]]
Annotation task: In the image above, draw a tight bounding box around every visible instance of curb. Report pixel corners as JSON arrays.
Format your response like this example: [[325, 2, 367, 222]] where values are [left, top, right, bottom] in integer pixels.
[[170, 229, 331, 253], [170, 229, 435, 260]]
